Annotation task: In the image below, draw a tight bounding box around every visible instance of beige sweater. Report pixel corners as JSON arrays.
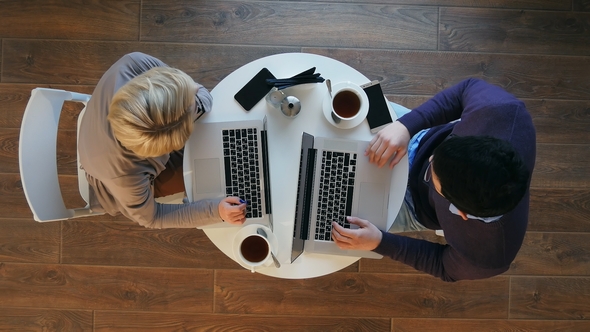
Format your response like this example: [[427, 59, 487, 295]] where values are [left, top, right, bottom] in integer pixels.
[[78, 52, 223, 228]]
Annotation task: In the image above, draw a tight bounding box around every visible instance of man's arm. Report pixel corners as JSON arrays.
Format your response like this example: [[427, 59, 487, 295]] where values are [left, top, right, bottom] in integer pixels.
[[333, 217, 510, 282], [366, 78, 483, 168], [396, 78, 515, 137], [375, 232, 510, 282]]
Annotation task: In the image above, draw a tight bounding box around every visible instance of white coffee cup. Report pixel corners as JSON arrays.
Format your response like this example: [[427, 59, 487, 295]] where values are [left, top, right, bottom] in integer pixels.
[[234, 227, 272, 273], [329, 82, 366, 124]]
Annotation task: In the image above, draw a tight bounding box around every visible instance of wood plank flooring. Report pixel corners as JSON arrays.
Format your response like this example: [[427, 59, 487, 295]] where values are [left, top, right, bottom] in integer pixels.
[[1, 1, 589, 331]]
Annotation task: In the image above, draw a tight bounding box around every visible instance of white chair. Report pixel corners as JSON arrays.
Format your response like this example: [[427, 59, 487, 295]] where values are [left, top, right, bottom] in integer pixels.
[[19, 88, 104, 222]]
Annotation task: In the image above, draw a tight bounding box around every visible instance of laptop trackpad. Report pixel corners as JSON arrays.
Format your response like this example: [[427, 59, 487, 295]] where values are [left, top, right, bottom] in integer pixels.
[[193, 158, 222, 194], [357, 182, 385, 220]]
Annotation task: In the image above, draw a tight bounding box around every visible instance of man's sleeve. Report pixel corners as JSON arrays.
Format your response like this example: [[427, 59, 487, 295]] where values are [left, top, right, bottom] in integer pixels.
[[396, 78, 507, 136], [373, 232, 509, 282]]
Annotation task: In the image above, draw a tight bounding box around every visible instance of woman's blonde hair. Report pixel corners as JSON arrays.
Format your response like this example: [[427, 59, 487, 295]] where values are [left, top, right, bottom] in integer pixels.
[[108, 67, 196, 158]]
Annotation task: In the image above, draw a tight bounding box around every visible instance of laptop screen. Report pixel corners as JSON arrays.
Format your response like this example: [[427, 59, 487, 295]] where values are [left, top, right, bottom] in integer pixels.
[[291, 132, 315, 263]]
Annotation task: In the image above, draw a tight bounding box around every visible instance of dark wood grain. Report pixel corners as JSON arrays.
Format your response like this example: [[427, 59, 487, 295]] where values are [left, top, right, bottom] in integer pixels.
[[0, 173, 86, 219], [7, 41, 590, 100], [1, 1, 590, 330], [94, 311, 390, 332], [2, 40, 297, 88], [62, 220, 241, 269], [574, 0, 590, 11], [0, 0, 140, 41], [215, 270, 509, 318], [510, 277, 590, 319], [525, 99, 590, 145], [141, 1, 437, 50], [532, 144, 590, 188], [303, 48, 590, 100], [0, 308, 92, 332], [0, 173, 37, 220], [508, 232, 590, 276], [259, 0, 571, 10], [440, 8, 590, 56], [0, 173, 126, 221], [0, 84, 94, 129], [1, 40, 136, 84], [0, 127, 77, 174], [55, 130, 78, 176], [385, 95, 431, 111], [0, 262, 214, 312], [528, 188, 590, 232], [0, 219, 59, 263], [392, 318, 590, 332], [0, 129, 18, 174], [61, 219, 360, 272]]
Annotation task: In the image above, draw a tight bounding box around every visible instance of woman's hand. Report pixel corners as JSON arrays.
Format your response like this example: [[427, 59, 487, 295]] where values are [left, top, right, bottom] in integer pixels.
[[218, 197, 247, 225], [365, 121, 411, 168]]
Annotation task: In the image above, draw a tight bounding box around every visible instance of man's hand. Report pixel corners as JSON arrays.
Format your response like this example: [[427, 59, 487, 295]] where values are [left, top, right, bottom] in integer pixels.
[[218, 197, 247, 225], [365, 121, 411, 168], [331, 217, 383, 251]]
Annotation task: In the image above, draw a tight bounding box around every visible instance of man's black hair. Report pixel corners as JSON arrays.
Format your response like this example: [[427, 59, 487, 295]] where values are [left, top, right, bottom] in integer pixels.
[[432, 135, 530, 217]]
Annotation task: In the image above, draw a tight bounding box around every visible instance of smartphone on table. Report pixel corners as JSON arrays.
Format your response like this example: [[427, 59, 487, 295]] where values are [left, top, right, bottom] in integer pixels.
[[361, 80, 394, 134], [234, 68, 276, 111]]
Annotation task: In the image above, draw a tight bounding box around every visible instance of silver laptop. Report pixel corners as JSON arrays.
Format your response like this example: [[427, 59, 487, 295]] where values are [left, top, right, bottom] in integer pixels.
[[189, 116, 272, 229], [291, 132, 391, 261]]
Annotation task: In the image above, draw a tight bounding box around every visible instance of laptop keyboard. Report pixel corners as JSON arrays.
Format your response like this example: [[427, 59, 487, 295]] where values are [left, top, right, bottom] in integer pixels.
[[314, 151, 356, 241], [222, 128, 262, 219]]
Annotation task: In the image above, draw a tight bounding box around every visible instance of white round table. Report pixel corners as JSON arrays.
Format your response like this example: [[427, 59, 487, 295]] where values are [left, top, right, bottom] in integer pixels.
[[184, 53, 408, 279]]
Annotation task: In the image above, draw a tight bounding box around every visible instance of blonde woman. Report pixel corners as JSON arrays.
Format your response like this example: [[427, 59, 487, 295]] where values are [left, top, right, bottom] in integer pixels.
[[78, 52, 246, 228]]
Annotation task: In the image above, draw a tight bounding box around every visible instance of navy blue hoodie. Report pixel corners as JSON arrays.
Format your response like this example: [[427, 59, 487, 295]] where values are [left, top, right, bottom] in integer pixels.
[[373, 78, 536, 282]]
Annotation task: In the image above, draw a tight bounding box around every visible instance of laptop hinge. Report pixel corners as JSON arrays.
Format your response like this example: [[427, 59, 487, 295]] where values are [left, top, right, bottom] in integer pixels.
[[261, 129, 272, 216], [301, 147, 317, 241]]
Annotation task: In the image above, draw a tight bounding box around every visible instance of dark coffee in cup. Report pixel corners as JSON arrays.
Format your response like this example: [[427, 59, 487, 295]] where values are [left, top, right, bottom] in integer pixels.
[[240, 235, 269, 263], [332, 90, 361, 119]]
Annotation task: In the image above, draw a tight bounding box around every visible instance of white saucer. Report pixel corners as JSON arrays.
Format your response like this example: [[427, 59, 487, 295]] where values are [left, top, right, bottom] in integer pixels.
[[232, 224, 278, 270], [322, 81, 369, 129]]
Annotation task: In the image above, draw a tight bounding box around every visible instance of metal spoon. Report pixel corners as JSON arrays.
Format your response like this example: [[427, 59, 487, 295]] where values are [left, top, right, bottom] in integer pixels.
[[257, 228, 281, 268], [326, 79, 340, 124]]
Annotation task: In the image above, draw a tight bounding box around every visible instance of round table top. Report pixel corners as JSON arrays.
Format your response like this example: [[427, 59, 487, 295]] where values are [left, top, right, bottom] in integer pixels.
[[184, 52, 408, 279]]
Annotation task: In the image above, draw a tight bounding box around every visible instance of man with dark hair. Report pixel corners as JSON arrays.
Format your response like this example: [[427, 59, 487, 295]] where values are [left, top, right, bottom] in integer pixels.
[[432, 136, 530, 218], [331, 78, 536, 282]]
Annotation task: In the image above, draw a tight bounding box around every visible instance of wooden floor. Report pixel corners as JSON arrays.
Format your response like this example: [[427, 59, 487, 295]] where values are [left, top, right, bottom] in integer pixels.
[[1, 1, 590, 331]]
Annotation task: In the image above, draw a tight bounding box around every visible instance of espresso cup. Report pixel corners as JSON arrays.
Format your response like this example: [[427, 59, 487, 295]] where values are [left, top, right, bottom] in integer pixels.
[[238, 233, 271, 272], [331, 86, 363, 124]]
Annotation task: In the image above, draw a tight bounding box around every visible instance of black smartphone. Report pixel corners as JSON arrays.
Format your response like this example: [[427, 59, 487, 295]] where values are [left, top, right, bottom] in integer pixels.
[[234, 68, 276, 111], [362, 80, 394, 134]]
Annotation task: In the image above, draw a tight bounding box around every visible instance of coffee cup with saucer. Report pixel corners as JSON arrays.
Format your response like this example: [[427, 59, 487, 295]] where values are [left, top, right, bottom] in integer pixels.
[[232, 224, 278, 273], [322, 81, 369, 129]]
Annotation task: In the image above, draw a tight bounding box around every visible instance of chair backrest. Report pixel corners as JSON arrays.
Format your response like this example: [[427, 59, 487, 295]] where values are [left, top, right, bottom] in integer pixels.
[[19, 88, 100, 222]]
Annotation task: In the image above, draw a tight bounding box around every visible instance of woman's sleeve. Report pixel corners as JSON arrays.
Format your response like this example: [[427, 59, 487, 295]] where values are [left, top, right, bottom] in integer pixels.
[[108, 174, 224, 229], [195, 83, 213, 114]]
